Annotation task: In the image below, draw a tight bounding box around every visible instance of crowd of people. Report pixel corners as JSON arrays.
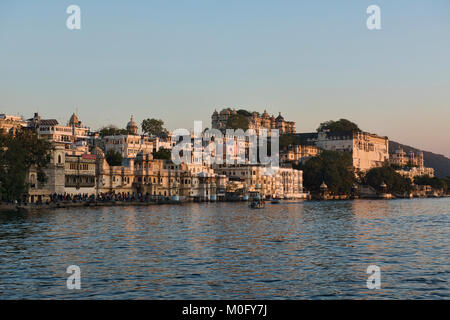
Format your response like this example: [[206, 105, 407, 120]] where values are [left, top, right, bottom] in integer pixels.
[[25, 192, 172, 205]]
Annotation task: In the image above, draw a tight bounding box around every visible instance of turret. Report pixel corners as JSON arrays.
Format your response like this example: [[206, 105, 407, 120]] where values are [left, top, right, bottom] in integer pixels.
[[126, 115, 138, 135]]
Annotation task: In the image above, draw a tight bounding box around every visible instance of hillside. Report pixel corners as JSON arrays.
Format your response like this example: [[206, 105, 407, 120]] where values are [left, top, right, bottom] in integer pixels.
[[390, 141, 450, 178]]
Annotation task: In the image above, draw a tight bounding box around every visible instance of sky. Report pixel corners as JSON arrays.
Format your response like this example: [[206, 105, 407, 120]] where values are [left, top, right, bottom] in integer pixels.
[[1, 0, 449, 157]]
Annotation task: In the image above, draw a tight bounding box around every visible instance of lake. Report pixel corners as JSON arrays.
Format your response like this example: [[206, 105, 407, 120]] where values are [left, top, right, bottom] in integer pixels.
[[0, 198, 448, 299]]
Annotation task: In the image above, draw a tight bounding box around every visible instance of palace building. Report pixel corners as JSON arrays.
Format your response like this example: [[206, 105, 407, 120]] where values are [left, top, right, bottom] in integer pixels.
[[0, 114, 27, 135], [27, 112, 90, 143], [391, 148, 434, 179], [214, 164, 306, 199], [295, 130, 390, 171], [25, 142, 226, 203], [103, 116, 154, 159], [132, 152, 225, 201], [211, 108, 295, 134], [391, 148, 424, 167], [280, 144, 321, 165]]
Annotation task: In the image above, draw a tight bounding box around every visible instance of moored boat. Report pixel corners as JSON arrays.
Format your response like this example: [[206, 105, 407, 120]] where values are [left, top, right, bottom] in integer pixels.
[[270, 197, 281, 204], [249, 199, 265, 209]]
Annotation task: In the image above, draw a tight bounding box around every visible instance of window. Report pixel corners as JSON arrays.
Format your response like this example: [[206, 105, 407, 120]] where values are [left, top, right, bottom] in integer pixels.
[[30, 174, 36, 188]]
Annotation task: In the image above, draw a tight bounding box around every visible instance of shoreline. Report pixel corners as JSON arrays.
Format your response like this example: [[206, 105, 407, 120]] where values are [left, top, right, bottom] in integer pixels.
[[1, 195, 448, 213], [0, 199, 183, 212]]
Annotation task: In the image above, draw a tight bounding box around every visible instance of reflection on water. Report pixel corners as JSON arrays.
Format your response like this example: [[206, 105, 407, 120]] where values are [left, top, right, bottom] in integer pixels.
[[0, 198, 448, 299]]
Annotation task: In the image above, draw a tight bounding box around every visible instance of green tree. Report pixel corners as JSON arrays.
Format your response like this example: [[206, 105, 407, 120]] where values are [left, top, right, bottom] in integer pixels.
[[363, 166, 412, 194], [297, 150, 355, 194], [445, 177, 450, 193], [317, 119, 360, 133], [99, 126, 128, 137], [279, 134, 303, 150], [226, 114, 249, 131], [414, 175, 448, 191], [141, 118, 166, 137], [0, 130, 53, 202], [236, 109, 252, 117], [105, 149, 123, 166], [152, 148, 172, 160]]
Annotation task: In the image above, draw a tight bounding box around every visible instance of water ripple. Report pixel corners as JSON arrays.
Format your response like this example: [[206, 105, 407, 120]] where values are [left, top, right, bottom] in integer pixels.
[[0, 198, 448, 299]]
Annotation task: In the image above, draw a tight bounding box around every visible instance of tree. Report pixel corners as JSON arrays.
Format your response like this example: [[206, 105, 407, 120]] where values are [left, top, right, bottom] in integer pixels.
[[363, 166, 412, 194], [237, 109, 252, 117], [317, 119, 360, 133], [226, 114, 249, 131], [445, 177, 450, 193], [279, 134, 303, 150], [414, 175, 448, 191], [99, 125, 128, 137], [141, 118, 166, 137], [297, 150, 355, 194], [0, 136, 27, 202], [105, 149, 123, 166], [152, 148, 172, 160], [0, 130, 53, 202]]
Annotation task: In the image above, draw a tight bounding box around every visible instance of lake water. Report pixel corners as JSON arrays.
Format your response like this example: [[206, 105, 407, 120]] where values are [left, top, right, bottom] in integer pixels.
[[0, 198, 448, 299]]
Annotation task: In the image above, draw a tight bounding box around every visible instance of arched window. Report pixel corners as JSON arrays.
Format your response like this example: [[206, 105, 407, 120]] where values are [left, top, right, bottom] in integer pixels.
[[58, 154, 62, 163], [30, 174, 36, 188]]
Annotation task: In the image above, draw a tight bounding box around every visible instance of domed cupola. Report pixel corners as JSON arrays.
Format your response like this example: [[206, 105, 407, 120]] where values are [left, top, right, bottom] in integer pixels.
[[126, 115, 138, 135], [69, 112, 80, 126]]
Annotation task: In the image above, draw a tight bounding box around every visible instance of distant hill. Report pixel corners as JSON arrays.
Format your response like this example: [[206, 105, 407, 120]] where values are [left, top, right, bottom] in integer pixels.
[[389, 141, 450, 178]]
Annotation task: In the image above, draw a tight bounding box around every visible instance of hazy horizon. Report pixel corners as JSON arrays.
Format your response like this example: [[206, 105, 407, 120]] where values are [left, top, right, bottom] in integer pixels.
[[1, 0, 449, 157]]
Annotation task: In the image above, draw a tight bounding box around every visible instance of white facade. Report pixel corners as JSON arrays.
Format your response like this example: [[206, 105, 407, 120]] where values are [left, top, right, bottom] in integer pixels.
[[0, 114, 27, 134], [104, 134, 154, 159], [214, 164, 306, 198], [298, 131, 389, 171]]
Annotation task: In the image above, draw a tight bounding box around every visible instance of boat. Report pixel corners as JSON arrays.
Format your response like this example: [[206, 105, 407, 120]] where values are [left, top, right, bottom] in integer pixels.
[[249, 199, 265, 209], [270, 197, 282, 204]]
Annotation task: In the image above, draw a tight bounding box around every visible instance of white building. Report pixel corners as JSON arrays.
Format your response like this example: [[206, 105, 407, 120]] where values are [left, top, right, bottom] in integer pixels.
[[28, 112, 89, 145], [103, 116, 154, 159], [296, 130, 389, 171], [0, 114, 27, 135], [214, 164, 306, 198], [391, 148, 434, 179]]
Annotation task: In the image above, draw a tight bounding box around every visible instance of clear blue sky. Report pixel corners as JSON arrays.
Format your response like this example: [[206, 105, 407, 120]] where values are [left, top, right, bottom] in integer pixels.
[[1, 0, 449, 157]]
